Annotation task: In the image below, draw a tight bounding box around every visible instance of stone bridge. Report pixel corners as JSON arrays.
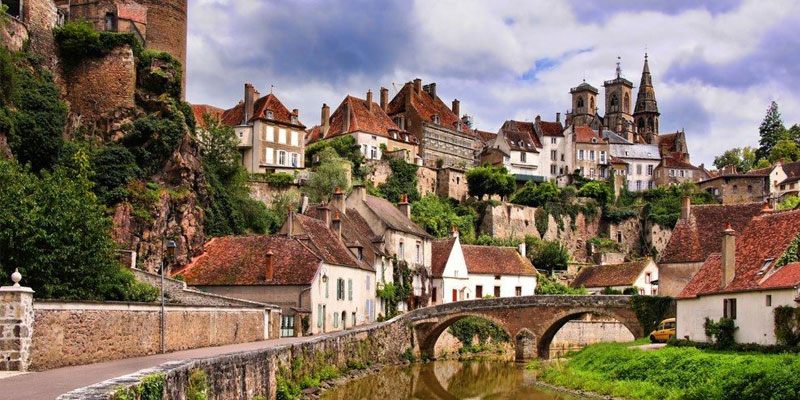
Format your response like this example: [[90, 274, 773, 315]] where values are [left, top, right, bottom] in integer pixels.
[[407, 295, 643, 360]]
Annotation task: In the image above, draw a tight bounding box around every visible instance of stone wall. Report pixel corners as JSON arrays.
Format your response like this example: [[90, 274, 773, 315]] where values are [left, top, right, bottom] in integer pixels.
[[0, 16, 29, 51], [0, 287, 34, 371], [22, 0, 59, 71], [550, 318, 635, 357], [62, 44, 136, 120], [417, 165, 437, 196], [247, 181, 302, 206]]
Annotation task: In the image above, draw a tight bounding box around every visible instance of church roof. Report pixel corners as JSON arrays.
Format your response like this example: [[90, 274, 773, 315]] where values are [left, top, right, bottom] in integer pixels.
[[570, 81, 599, 94], [633, 54, 659, 116]]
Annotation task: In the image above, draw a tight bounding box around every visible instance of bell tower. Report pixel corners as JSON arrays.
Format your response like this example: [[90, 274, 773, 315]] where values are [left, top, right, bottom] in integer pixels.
[[603, 58, 634, 140], [568, 81, 598, 127], [633, 53, 660, 143]]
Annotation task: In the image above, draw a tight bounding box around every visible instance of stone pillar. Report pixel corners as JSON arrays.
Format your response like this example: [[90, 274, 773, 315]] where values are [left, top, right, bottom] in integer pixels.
[[0, 269, 35, 371], [515, 328, 537, 361]]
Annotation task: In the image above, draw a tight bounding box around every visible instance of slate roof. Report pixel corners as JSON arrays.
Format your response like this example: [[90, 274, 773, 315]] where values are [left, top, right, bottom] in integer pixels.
[[660, 202, 764, 264], [363, 195, 431, 238], [609, 143, 661, 160], [431, 237, 457, 277], [602, 131, 633, 145], [571, 260, 650, 288], [173, 236, 321, 286], [386, 82, 473, 135], [191, 104, 224, 128], [574, 125, 604, 144], [221, 93, 305, 128], [307, 95, 416, 145], [679, 209, 800, 298], [461, 245, 537, 276]]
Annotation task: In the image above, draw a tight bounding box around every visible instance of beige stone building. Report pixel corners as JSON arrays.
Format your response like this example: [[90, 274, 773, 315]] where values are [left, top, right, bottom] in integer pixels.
[[570, 125, 609, 180], [698, 171, 769, 204], [221, 84, 306, 174]]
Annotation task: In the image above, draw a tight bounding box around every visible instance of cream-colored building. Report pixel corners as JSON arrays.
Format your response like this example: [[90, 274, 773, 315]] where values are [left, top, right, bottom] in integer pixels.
[[571, 259, 659, 295]]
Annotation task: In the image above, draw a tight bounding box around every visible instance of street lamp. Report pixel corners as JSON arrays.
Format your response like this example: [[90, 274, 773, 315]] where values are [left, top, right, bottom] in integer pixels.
[[161, 240, 177, 354]]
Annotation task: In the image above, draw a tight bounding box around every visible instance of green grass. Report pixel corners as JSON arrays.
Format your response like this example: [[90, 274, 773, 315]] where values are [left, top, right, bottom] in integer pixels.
[[533, 341, 800, 400]]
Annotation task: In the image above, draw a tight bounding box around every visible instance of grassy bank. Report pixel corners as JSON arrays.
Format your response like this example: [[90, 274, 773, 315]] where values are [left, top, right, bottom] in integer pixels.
[[532, 341, 800, 400]]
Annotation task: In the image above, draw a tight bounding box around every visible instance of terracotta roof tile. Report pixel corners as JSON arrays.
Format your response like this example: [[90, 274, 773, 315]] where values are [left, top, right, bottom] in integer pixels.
[[173, 236, 321, 286], [364, 195, 431, 238], [221, 93, 304, 128], [292, 213, 372, 271], [461, 245, 537, 276], [191, 104, 224, 129], [305, 204, 383, 268], [431, 237, 457, 277], [309, 95, 416, 145], [538, 121, 564, 137], [571, 260, 649, 288], [475, 129, 497, 144], [574, 125, 604, 144], [660, 203, 764, 264], [386, 82, 473, 135], [761, 262, 800, 289], [501, 128, 541, 152], [659, 156, 699, 170]]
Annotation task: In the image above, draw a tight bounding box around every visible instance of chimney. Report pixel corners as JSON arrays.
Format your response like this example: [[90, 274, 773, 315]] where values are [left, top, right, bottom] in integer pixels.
[[352, 184, 367, 202], [452, 99, 460, 117], [299, 193, 309, 214], [413, 78, 422, 94], [721, 222, 736, 288], [343, 102, 351, 132], [535, 115, 541, 124], [451, 226, 459, 238], [680, 196, 691, 221], [556, 112, 561, 123], [292, 108, 299, 119], [321, 103, 330, 133], [331, 187, 345, 211], [366, 90, 373, 111], [286, 205, 294, 237], [518, 243, 526, 258], [317, 202, 331, 227], [332, 210, 342, 239], [244, 83, 256, 123], [423, 83, 437, 99], [398, 194, 411, 219], [761, 202, 773, 215], [380, 87, 389, 111], [265, 250, 275, 281]]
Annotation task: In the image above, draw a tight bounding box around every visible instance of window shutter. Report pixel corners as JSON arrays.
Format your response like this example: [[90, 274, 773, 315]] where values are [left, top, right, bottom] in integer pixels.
[[317, 305, 322, 327], [348, 279, 353, 301]]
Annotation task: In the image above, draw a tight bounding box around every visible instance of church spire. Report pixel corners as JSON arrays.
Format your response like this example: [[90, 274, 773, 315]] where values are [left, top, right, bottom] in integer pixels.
[[633, 53, 659, 141]]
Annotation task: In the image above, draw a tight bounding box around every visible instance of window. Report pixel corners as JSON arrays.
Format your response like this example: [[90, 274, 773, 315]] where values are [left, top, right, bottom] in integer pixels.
[[766, 295, 772, 307], [398, 242, 404, 260], [280, 315, 295, 337], [352, 312, 356, 327], [748, 185, 753, 193], [645, 272, 651, 284], [278, 150, 286, 166], [732, 185, 738, 194], [325, 279, 329, 298], [616, 231, 623, 243], [291, 153, 299, 167], [278, 128, 286, 144], [267, 110, 274, 119], [781, 184, 786, 190], [291, 115, 298, 124], [370, 146, 378, 159], [561, 154, 565, 161], [333, 312, 339, 328], [551, 138, 557, 144], [680, 170, 685, 178], [337, 278, 345, 300], [341, 311, 347, 328], [551, 150, 557, 161], [551, 165, 557, 174], [105, 12, 117, 31], [317, 305, 323, 327], [348, 279, 353, 301], [432, 287, 437, 304], [521, 152, 527, 163], [589, 150, 595, 161], [636, 180, 642, 190], [723, 298, 737, 319], [291, 131, 299, 146], [590, 168, 595, 178], [416, 242, 422, 263], [647, 165, 653, 176], [357, 248, 363, 261], [265, 148, 273, 164], [578, 150, 584, 160], [476, 285, 483, 298], [432, 115, 440, 124], [600, 151, 606, 163], [494, 275, 501, 280], [515, 286, 522, 296], [266, 126, 274, 142], [494, 286, 501, 297], [637, 164, 642, 175], [639, 288, 645, 295]]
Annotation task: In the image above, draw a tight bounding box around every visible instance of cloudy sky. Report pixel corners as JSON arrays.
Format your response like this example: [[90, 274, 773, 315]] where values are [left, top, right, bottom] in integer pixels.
[[186, 0, 800, 167]]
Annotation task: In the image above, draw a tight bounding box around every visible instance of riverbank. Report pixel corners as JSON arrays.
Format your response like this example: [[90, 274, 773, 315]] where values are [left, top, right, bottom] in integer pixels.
[[531, 340, 800, 400]]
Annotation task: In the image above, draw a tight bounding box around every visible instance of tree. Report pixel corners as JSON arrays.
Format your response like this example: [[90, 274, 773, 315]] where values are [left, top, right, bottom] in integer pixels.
[[465, 164, 516, 200], [713, 147, 757, 173], [378, 156, 419, 203], [531, 240, 570, 274], [90, 144, 142, 205], [306, 147, 351, 203], [411, 195, 475, 240], [305, 135, 366, 179], [511, 180, 561, 207], [0, 156, 157, 301], [577, 181, 613, 205], [768, 139, 800, 163], [536, 274, 586, 295], [757, 101, 786, 160]]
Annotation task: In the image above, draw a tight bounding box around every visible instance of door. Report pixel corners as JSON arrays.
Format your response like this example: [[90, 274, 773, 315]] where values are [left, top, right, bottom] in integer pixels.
[[452, 289, 458, 302]]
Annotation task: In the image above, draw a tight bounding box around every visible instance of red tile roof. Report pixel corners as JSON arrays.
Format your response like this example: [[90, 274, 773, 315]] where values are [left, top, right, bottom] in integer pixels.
[[431, 237, 457, 277], [609, 155, 629, 165], [761, 262, 800, 289], [386, 82, 473, 135], [475, 129, 497, 144], [221, 93, 304, 128], [191, 104, 224, 129], [305, 203, 385, 266], [538, 121, 564, 137], [461, 245, 537, 276], [659, 155, 699, 170], [501, 128, 541, 152], [679, 209, 800, 298], [292, 213, 372, 271], [574, 125, 604, 144], [363, 195, 431, 238], [660, 203, 764, 264], [570, 260, 650, 288], [173, 236, 321, 286], [308, 95, 416, 145]]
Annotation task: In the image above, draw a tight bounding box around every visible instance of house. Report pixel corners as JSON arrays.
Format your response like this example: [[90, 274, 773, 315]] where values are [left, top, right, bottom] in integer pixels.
[[571, 258, 659, 295], [654, 155, 701, 186], [569, 125, 609, 180], [386, 79, 477, 168], [698, 167, 769, 204], [480, 126, 545, 183], [532, 115, 568, 180], [608, 140, 661, 191], [220, 84, 306, 173], [658, 198, 764, 296], [677, 208, 800, 345], [306, 90, 419, 163], [191, 104, 224, 129], [747, 160, 800, 201], [431, 231, 537, 303], [345, 185, 433, 309]]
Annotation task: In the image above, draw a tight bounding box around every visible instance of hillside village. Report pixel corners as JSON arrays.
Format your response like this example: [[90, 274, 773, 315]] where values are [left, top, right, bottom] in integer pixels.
[[1, 1, 800, 399]]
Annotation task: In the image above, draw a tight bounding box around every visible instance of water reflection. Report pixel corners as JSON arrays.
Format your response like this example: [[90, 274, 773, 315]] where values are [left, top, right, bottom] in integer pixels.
[[320, 361, 583, 400]]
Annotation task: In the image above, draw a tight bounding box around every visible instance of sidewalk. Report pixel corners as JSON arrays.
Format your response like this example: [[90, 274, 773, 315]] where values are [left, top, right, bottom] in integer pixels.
[[0, 336, 310, 400]]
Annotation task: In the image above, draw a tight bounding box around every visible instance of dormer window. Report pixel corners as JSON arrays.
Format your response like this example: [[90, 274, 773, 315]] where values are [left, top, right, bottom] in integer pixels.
[[357, 248, 363, 261], [291, 115, 298, 124], [591, 138, 597, 143], [266, 110, 274, 119], [432, 115, 440, 124], [758, 258, 775, 275]]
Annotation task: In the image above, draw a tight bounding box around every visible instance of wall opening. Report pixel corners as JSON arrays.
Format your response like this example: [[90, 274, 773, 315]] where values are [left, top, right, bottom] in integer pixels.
[[539, 311, 635, 359], [424, 315, 511, 360]]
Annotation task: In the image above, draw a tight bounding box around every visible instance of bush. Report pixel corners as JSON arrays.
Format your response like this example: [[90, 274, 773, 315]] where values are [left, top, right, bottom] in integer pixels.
[[631, 295, 673, 336], [449, 316, 510, 348], [530, 240, 569, 274], [137, 49, 183, 99], [578, 181, 613, 205], [186, 369, 209, 400], [411, 195, 475, 239], [511, 180, 560, 207], [378, 156, 419, 203], [704, 317, 738, 349], [90, 144, 142, 205], [774, 306, 800, 346], [306, 147, 351, 203], [262, 172, 295, 188], [536, 274, 586, 295], [305, 135, 366, 178], [465, 164, 516, 200], [54, 21, 141, 66]]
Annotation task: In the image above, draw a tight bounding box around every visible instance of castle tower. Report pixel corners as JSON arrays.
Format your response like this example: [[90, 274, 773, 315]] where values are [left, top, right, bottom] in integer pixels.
[[568, 81, 598, 127], [633, 53, 660, 142], [603, 58, 634, 140], [139, 0, 188, 99]]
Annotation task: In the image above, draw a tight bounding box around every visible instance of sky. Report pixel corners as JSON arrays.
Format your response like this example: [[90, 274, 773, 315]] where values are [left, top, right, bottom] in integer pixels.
[[186, 0, 800, 167]]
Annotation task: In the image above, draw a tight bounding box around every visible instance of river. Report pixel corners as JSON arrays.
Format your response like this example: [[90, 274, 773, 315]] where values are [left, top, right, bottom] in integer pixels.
[[320, 360, 586, 400]]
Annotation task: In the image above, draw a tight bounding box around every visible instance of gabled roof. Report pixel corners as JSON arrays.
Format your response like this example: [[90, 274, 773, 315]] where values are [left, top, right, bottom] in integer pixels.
[[475, 129, 497, 144], [658, 155, 699, 170], [679, 209, 800, 298], [501, 120, 544, 148], [461, 245, 537, 276], [221, 93, 305, 128], [603, 130, 632, 145], [363, 195, 431, 238], [386, 81, 473, 135], [191, 104, 224, 128], [609, 143, 661, 160], [571, 260, 651, 288], [307, 95, 416, 145], [305, 203, 385, 265], [660, 202, 764, 264], [173, 236, 321, 286], [537, 120, 564, 137], [574, 125, 605, 144], [291, 213, 372, 271], [500, 128, 541, 152], [431, 237, 457, 277]]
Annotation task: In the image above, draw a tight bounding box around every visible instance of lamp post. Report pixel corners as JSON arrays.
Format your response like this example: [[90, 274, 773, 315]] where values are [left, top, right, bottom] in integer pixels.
[[161, 240, 177, 354]]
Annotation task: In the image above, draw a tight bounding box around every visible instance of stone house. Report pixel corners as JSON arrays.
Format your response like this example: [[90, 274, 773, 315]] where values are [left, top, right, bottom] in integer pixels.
[[345, 185, 433, 309], [698, 171, 769, 204], [658, 198, 764, 297], [569, 125, 609, 180], [654, 155, 701, 186], [306, 89, 419, 163], [480, 125, 545, 183], [436, 167, 468, 201], [386, 79, 477, 168], [570, 258, 659, 295], [746, 160, 800, 201], [532, 115, 568, 180], [431, 230, 537, 303], [220, 84, 306, 174], [677, 208, 800, 345]]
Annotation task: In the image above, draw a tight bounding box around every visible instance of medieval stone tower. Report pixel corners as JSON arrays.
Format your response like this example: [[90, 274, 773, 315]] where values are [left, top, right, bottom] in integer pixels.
[[633, 54, 659, 142], [603, 60, 634, 140], [54, 0, 188, 99], [568, 81, 599, 127]]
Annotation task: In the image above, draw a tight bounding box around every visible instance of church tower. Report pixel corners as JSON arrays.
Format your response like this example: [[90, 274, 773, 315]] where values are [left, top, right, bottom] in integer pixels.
[[633, 53, 659, 143], [568, 81, 599, 128], [603, 58, 634, 140]]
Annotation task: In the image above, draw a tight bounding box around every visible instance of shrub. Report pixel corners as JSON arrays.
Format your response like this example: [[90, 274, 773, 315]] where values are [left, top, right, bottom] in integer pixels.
[[53, 21, 141, 66], [631, 295, 673, 336], [511, 180, 560, 207], [90, 144, 142, 205], [465, 164, 516, 200], [704, 317, 738, 348], [531, 240, 569, 274], [411, 195, 475, 239], [186, 369, 209, 400], [263, 172, 295, 188], [306, 147, 351, 203], [449, 316, 510, 348], [536, 274, 586, 295], [774, 306, 800, 346], [137, 50, 182, 98], [378, 156, 419, 203]]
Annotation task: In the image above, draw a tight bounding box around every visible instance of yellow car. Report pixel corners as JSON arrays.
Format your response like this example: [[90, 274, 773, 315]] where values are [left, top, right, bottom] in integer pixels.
[[649, 318, 676, 343]]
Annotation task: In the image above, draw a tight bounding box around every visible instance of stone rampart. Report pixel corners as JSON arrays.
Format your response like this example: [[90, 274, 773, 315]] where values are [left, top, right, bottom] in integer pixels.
[[0, 17, 29, 52], [62, 44, 136, 120]]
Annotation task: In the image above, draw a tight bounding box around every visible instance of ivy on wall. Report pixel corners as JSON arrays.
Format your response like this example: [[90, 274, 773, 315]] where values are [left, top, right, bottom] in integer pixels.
[[775, 234, 800, 269], [630, 295, 673, 335], [774, 306, 800, 346]]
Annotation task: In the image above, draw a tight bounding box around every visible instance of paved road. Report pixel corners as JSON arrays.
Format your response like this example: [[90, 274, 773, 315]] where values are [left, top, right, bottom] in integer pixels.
[[0, 336, 310, 400]]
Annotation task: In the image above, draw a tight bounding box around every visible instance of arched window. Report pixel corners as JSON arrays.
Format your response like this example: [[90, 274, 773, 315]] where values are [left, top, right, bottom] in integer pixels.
[[590, 97, 595, 111], [624, 93, 630, 113], [637, 118, 645, 131], [577, 96, 585, 108], [610, 93, 619, 112], [648, 117, 655, 132]]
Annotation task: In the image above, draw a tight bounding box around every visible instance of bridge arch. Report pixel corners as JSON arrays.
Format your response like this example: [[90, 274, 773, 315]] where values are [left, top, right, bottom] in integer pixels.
[[535, 308, 642, 359], [414, 312, 512, 359]]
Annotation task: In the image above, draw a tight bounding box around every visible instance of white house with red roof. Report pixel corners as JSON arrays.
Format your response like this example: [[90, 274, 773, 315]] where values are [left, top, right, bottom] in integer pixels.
[[677, 207, 800, 345], [570, 259, 659, 295]]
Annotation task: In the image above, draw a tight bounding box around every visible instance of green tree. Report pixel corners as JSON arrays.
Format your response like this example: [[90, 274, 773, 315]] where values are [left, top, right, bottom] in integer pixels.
[[757, 101, 786, 160], [786, 124, 800, 142], [90, 144, 142, 205], [713, 147, 757, 173], [305, 135, 366, 178], [511, 180, 561, 207], [465, 164, 516, 200], [0, 156, 156, 301], [777, 195, 800, 211], [753, 158, 772, 169], [577, 181, 613, 205], [378, 156, 419, 203], [306, 147, 351, 203], [531, 240, 570, 274], [536, 274, 586, 294], [768, 139, 800, 163], [411, 195, 475, 240]]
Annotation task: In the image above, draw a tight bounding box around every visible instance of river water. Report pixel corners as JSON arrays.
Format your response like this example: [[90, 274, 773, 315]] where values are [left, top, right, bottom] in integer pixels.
[[320, 360, 585, 400]]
